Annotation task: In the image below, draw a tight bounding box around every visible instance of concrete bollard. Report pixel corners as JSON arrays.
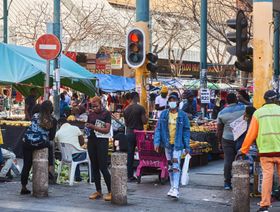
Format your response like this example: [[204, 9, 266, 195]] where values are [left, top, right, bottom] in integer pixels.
[[111, 152, 127, 205], [32, 148, 48, 197], [232, 160, 250, 212]]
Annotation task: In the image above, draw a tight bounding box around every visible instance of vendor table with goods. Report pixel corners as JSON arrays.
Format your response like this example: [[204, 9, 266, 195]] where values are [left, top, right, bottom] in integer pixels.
[[0, 120, 31, 158]]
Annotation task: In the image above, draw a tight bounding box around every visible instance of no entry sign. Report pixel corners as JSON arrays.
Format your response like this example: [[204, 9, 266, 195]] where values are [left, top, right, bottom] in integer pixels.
[[35, 34, 61, 60]]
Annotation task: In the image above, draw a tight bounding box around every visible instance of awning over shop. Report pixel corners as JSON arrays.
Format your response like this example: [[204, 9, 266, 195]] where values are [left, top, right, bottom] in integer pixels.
[[92, 73, 135, 93], [0, 43, 135, 95], [0, 43, 97, 96]]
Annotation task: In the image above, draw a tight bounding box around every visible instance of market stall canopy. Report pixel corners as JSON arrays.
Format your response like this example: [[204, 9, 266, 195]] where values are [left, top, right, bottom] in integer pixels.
[[92, 73, 135, 93], [0, 43, 135, 94], [0, 43, 97, 96], [183, 80, 240, 90]]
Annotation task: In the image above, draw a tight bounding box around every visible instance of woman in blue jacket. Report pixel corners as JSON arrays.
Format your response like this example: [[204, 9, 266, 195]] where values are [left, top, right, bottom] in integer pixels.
[[154, 92, 190, 199]]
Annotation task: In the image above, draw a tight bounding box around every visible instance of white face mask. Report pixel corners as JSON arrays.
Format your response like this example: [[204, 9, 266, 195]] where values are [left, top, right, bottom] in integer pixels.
[[168, 102, 177, 109]]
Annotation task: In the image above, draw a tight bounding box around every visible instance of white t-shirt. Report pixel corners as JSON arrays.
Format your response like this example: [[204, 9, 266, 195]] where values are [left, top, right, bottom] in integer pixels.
[[155, 95, 168, 118], [55, 123, 84, 154]]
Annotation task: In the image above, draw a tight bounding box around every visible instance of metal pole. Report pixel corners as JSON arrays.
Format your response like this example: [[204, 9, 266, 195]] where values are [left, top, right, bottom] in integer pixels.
[[3, 0, 8, 43], [274, 11, 280, 94], [53, 0, 61, 119], [200, 0, 207, 117], [135, 0, 149, 111], [44, 61, 50, 100]]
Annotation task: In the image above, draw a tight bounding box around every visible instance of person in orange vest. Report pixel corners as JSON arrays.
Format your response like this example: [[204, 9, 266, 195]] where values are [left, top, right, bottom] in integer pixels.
[[240, 90, 280, 212]]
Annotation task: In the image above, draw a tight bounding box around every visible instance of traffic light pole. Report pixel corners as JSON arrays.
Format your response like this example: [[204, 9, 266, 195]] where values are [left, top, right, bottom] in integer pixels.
[[53, 0, 61, 119], [274, 11, 280, 94], [200, 0, 207, 117], [135, 0, 149, 111], [3, 0, 8, 43], [253, 0, 273, 108]]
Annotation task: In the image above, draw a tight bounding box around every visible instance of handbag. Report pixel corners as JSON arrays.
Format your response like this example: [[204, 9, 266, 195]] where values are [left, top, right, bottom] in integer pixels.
[[181, 153, 191, 186], [23, 114, 49, 148]]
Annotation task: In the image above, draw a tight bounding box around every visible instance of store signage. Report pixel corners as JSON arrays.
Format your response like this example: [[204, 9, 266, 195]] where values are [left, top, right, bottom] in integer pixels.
[[111, 53, 123, 69], [96, 53, 111, 70], [200, 88, 211, 104], [35, 34, 61, 60]]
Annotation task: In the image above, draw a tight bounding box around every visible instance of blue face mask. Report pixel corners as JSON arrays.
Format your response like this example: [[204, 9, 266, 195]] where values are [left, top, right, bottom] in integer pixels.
[[168, 102, 177, 109]]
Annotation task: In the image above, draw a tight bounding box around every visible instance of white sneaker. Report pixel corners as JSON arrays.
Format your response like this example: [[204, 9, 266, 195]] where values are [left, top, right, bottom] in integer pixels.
[[170, 188, 179, 199], [167, 187, 174, 196]]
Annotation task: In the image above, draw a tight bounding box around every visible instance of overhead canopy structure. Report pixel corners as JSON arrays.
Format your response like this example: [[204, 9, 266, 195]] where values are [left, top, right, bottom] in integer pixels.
[[0, 43, 135, 95], [0, 43, 98, 96], [93, 73, 135, 92]]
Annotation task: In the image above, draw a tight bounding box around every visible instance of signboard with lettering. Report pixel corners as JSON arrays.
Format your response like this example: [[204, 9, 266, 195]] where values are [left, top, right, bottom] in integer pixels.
[[200, 89, 211, 104]]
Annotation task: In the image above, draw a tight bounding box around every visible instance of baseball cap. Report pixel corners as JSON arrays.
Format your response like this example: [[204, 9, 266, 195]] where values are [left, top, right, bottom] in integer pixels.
[[168, 92, 179, 101], [264, 90, 277, 100]]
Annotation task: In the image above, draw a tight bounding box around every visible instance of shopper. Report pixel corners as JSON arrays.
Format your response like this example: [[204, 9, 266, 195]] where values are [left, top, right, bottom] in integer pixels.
[[212, 99, 226, 120], [155, 86, 168, 118], [60, 93, 68, 117], [235, 106, 256, 151], [24, 88, 38, 121], [182, 91, 197, 120], [55, 118, 85, 182], [237, 90, 252, 105], [240, 90, 280, 212], [217, 93, 246, 190], [20, 100, 56, 195], [124, 92, 148, 181], [0, 148, 19, 181], [154, 92, 190, 199], [86, 96, 112, 201]]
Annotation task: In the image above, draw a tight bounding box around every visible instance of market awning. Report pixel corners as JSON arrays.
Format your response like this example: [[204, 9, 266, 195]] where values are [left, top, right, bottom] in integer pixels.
[[0, 43, 97, 96]]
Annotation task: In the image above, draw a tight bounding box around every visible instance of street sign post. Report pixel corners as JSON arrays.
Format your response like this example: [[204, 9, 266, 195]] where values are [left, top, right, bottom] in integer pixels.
[[35, 34, 61, 60], [200, 88, 211, 104]]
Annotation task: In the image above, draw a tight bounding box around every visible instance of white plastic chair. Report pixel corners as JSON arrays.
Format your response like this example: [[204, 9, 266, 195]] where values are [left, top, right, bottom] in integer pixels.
[[56, 142, 92, 186]]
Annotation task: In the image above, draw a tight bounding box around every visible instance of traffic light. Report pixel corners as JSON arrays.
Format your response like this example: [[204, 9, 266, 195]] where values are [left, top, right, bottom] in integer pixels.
[[226, 10, 252, 72], [146, 53, 158, 78], [125, 27, 146, 68]]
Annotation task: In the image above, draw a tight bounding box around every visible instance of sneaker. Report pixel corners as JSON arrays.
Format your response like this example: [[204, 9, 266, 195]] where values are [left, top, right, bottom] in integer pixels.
[[128, 176, 137, 182], [20, 188, 31, 195], [103, 193, 112, 201], [170, 188, 179, 199], [224, 183, 232, 190], [257, 206, 269, 212], [89, 191, 102, 200], [167, 188, 174, 196]]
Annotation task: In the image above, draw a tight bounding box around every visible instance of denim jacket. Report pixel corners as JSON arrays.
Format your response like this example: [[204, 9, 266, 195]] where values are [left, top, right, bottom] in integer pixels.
[[154, 109, 190, 151]]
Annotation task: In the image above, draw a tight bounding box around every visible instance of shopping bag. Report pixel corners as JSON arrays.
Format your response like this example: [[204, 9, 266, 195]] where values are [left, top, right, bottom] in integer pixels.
[[181, 153, 191, 186], [0, 128, 3, 145]]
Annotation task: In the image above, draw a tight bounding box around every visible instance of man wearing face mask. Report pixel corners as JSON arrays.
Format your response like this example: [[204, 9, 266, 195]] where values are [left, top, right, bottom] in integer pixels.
[[154, 92, 190, 199], [155, 86, 168, 118]]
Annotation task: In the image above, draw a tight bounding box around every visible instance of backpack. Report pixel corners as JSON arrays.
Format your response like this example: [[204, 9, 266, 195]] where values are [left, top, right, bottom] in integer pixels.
[[23, 113, 50, 148]]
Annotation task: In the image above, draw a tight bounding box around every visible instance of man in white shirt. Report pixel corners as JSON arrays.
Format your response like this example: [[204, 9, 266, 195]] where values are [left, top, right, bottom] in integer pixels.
[[55, 118, 86, 182], [155, 86, 168, 118]]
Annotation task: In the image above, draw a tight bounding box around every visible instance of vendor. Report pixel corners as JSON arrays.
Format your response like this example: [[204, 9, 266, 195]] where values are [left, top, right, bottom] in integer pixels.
[[181, 91, 197, 120], [155, 86, 168, 118]]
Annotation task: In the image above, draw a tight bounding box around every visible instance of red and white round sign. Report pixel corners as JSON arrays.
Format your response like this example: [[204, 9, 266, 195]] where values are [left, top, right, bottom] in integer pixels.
[[35, 34, 62, 60]]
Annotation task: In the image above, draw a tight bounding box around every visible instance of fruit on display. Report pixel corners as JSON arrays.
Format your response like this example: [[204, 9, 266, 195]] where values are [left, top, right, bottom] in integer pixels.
[[0, 120, 31, 127], [190, 139, 212, 154], [191, 121, 217, 132]]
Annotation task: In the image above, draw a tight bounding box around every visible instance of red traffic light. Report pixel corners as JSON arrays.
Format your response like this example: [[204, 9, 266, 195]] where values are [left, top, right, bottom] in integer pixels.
[[129, 33, 139, 43]]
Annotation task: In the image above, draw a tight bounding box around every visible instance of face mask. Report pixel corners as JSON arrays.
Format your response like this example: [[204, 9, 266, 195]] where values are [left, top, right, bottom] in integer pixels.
[[168, 102, 177, 109]]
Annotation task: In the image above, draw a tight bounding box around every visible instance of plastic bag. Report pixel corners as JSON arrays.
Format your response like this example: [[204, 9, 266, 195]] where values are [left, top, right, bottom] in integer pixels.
[[181, 154, 191, 186]]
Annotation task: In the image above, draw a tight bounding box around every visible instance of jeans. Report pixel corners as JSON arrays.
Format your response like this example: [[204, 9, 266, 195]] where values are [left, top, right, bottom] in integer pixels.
[[126, 132, 136, 178], [88, 138, 111, 193], [259, 157, 280, 207], [222, 139, 236, 184], [165, 147, 183, 190], [72, 152, 87, 180], [0, 148, 19, 177], [21, 142, 51, 186]]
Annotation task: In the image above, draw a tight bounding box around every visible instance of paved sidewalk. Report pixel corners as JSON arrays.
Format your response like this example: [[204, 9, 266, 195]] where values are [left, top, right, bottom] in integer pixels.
[[0, 160, 279, 211]]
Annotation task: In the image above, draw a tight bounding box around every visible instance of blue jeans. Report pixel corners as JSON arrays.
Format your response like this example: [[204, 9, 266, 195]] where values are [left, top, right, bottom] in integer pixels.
[[165, 147, 183, 190], [72, 152, 87, 180]]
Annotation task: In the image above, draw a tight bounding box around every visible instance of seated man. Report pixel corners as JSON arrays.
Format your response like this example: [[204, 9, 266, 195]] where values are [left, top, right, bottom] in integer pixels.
[[55, 118, 86, 182], [0, 148, 19, 181]]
